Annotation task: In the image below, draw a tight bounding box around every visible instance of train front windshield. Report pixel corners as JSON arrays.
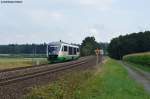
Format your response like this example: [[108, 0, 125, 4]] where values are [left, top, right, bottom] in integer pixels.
[[48, 46, 60, 55]]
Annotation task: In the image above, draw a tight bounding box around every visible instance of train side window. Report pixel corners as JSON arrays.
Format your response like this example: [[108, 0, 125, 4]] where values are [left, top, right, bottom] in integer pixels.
[[77, 48, 79, 52], [74, 48, 77, 55], [64, 46, 67, 51], [69, 47, 72, 55]]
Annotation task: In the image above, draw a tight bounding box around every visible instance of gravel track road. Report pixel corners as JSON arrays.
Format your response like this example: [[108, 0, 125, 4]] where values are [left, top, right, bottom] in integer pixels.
[[119, 61, 150, 95]]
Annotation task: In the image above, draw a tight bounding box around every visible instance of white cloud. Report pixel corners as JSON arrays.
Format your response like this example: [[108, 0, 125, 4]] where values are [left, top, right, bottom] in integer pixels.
[[29, 10, 64, 24], [79, 28, 101, 42], [89, 28, 99, 35], [79, 0, 115, 10], [50, 12, 63, 20], [83, 26, 111, 42], [48, 0, 115, 11]]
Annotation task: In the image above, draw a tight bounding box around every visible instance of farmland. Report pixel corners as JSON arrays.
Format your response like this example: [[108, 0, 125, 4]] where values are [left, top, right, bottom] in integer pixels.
[[0, 54, 48, 70], [123, 52, 150, 72]]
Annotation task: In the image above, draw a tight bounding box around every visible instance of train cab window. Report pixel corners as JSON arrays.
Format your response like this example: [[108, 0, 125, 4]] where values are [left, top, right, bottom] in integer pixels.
[[74, 48, 77, 55], [64, 46, 67, 51]]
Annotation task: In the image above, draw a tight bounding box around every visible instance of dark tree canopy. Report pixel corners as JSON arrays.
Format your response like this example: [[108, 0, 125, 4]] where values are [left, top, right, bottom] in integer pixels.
[[108, 31, 150, 59], [0, 43, 47, 54], [80, 36, 100, 56]]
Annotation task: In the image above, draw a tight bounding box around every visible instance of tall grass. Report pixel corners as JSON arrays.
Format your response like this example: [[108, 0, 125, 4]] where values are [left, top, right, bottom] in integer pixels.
[[123, 52, 150, 66], [24, 70, 94, 99]]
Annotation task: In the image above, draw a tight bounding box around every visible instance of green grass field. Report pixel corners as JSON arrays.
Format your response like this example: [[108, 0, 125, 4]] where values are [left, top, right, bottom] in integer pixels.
[[23, 58, 150, 99], [123, 52, 150, 72], [0, 58, 48, 70]]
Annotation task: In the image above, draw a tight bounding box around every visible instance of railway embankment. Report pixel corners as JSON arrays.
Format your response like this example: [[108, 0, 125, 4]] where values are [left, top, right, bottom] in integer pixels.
[[0, 56, 96, 99], [24, 58, 150, 99]]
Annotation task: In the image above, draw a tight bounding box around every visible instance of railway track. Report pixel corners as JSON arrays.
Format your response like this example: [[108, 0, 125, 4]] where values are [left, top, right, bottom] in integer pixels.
[[0, 56, 87, 73], [0, 56, 94, 86]]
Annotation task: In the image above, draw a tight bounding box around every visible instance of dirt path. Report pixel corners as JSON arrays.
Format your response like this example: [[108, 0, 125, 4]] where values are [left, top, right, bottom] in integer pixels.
[[119, 61, 150, 95]]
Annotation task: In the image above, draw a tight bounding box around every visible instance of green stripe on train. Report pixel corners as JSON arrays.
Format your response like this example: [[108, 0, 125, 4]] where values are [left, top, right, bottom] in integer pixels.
[[49, 56, 79, 63]]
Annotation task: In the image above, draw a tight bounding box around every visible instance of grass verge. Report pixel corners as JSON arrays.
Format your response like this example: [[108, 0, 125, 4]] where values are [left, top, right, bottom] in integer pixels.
[[124, 62, 150, 72], [23, 58, 150, 99]]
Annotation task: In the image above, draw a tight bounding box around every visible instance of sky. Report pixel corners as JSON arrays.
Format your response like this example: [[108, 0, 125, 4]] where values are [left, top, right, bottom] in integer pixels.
[[0, 0, 150, 44]]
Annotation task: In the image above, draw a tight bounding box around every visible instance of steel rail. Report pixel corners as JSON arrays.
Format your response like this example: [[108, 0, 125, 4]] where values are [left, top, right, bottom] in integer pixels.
[[0, 58, 91, 86], [0, 56, 89, 73]]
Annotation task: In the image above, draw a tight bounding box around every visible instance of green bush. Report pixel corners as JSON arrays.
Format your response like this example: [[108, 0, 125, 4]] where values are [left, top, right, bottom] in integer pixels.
[[123, 52, 150, 66]]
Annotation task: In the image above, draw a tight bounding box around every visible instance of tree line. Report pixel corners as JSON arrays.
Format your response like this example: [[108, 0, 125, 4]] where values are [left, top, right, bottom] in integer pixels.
[[0, 37, 108, 56], [0, 44, 47, 54], [108, 31, 150, 59]]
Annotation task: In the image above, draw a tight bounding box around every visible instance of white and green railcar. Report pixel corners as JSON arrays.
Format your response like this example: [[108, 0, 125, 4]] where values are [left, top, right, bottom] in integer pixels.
[[47, 41, 80, 63]]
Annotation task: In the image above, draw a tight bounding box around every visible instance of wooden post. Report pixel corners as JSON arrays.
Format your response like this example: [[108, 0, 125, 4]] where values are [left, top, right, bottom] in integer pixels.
[[100, 49, 104, 63], [95, 48, 100, 65]]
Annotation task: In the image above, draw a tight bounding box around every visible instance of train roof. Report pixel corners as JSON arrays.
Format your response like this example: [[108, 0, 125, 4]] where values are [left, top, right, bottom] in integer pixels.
[[48, 41, 79, 47]]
